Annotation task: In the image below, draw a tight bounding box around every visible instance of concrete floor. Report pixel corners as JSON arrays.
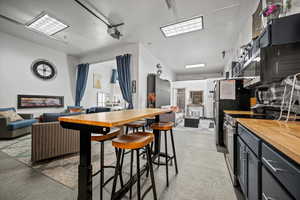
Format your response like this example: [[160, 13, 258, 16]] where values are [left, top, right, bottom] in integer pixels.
[[0, 125, 242, 200]]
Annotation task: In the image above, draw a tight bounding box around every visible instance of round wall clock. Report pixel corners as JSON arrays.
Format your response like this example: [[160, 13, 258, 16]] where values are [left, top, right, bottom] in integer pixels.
[[31, 59, 57, 80]]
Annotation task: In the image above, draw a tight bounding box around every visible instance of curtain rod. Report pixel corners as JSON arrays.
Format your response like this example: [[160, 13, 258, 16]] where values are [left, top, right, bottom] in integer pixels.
[[80, 57, 116, 65]]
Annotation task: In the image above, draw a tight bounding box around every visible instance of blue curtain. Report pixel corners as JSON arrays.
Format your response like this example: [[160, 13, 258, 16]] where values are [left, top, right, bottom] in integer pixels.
[[75, 63, 89, 106], [110, 69, 118, 83], [116, 54, 133, 109]]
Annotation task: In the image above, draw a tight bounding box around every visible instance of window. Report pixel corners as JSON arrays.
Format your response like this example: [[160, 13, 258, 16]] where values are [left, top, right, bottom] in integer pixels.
[[97, 92, 107, 107], [190, 91, 203, 105], [176, 88, 185, 112]]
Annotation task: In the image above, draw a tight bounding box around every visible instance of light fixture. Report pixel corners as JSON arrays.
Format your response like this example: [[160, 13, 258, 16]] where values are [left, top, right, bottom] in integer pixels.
[[160, 16, 203, 37], [26, 12, 69, 36], [185, 64, 206, 69]]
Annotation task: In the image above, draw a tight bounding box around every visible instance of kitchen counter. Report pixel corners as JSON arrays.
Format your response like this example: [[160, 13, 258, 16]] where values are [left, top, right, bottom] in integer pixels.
[[224, 110, 264, 115], [237, 118, 300, 165]]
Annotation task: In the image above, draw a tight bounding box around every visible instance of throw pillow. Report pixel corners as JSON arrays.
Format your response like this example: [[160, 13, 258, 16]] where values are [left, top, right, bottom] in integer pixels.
[[69, 108, 82, 113], [0, 110, 23, 122]]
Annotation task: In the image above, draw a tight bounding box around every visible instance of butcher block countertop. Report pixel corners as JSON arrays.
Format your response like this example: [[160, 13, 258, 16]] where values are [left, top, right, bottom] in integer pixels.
[[237, 118, 300, 165], [59, 108, 169, 127], [224, 110, 263, 115]]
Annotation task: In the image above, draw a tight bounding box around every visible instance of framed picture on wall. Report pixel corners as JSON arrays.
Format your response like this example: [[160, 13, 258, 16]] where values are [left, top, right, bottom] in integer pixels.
[[17, 95, 64, 109], [93, 73, 102, 89]]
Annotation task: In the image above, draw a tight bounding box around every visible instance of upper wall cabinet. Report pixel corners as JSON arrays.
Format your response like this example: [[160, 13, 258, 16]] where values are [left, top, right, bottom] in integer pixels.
[[259, 14, 300, 48]]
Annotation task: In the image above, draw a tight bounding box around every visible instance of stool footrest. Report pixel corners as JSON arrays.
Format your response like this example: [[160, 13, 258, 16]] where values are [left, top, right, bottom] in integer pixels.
[[92, 165, 116, 177], [141, 185, 154, 200], [112, 165, 148, 200]]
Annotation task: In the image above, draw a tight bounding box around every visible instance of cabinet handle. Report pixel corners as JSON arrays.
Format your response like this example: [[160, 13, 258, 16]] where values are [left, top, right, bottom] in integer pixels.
[[262, 192, 276, 200], [275, 62, 279, 74], [241, 152, 248, 160], [262, 157, 284, 173]]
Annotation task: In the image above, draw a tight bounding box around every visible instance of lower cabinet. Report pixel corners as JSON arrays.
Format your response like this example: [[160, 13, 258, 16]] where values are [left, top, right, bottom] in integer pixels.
[[262, 166, 293, 200], [237, 137, 247, 195], [247, 148, 260, 200], [237, 136, 260, 200], [237, 124, 300, 200]]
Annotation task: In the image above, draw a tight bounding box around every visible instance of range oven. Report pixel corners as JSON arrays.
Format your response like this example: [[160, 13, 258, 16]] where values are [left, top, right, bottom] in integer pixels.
[[223, 114, 238, 186]]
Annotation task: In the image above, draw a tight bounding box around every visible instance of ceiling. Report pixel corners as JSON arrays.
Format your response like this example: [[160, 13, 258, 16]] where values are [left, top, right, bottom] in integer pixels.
[[0, 0, 253, 75]]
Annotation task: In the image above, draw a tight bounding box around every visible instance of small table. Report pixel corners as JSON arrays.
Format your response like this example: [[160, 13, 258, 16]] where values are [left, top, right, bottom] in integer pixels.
[[184, 116, 200, 128], [59, 108, 170, 200]]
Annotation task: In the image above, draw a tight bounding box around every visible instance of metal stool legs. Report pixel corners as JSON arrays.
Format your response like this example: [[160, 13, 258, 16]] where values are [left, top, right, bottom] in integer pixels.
[[111, 145, 157, 200], [170, 129, 178, 174], [136, 149, 141, 200], [92, 142, 123, 200], [164, 131, 169, 187]]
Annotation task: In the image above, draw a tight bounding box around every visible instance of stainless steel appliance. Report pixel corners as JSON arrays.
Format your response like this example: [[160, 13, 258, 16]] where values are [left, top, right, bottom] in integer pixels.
[[213, 79, 251, 147], [223, 114, 238, 186]]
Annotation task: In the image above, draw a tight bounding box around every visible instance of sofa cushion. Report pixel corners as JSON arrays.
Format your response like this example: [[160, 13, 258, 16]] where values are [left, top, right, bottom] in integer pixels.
[[0, 110, 23, 122], [42, 113, 62, 122], [42, 112, 81, 122], [7, 119, 37, 130], [0, 107, 16, 112], [86, 107, 111, 114]]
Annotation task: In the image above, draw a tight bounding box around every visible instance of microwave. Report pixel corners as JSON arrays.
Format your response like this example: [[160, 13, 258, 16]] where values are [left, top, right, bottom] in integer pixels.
[[242, 49, 262, 87]]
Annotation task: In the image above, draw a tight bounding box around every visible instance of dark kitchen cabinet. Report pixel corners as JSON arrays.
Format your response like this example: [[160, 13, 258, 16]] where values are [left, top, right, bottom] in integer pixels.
[[237, 137, 260, 200], [259, 13, 300, 47], [262, 43, 300, 84], [237, 137, 247, 195], [237, 125, 260, 200], [247, 148, 260, 200], [262, 166, 293, 200], [236, 124, 300, 200]]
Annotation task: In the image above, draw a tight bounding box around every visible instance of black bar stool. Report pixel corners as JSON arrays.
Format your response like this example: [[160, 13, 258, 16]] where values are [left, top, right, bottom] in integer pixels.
[[125, 120, 146, 134], [150, 122, 178, 187], [111, 132, 157, 200], [91, 128, 123, 200], [123, 120, 147, 159]]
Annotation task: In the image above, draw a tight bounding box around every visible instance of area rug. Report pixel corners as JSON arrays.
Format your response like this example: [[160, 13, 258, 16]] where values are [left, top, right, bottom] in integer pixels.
[[0, 135, 116, 189]]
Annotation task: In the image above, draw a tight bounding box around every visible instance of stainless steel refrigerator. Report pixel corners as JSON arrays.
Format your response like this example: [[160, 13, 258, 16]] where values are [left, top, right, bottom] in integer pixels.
[[213, 79, 251, 147]]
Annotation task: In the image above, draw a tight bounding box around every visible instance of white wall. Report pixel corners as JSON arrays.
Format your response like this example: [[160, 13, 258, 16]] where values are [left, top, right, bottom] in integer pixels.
[[0, 32, 78, 117], [138, 44, 175, 108], [80, 60, 118, 108], [172, 79, 219, 118]]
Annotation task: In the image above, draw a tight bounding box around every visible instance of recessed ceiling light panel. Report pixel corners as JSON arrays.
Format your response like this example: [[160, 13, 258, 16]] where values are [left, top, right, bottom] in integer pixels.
[[161, 16, 203, 37], [185, 63, 206, 69], [26, 13, 69, 36]]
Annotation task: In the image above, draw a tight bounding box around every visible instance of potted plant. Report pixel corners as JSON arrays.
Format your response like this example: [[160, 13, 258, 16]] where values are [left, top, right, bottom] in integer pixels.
[[148, 93, 156, 108]]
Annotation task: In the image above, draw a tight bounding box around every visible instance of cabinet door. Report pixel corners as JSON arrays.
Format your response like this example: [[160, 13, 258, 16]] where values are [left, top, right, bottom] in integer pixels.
[[247, 148, 260, 200], [237, 137, 247, 195], [263, 44, 300, 84], [262, 166, 293, 200]]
